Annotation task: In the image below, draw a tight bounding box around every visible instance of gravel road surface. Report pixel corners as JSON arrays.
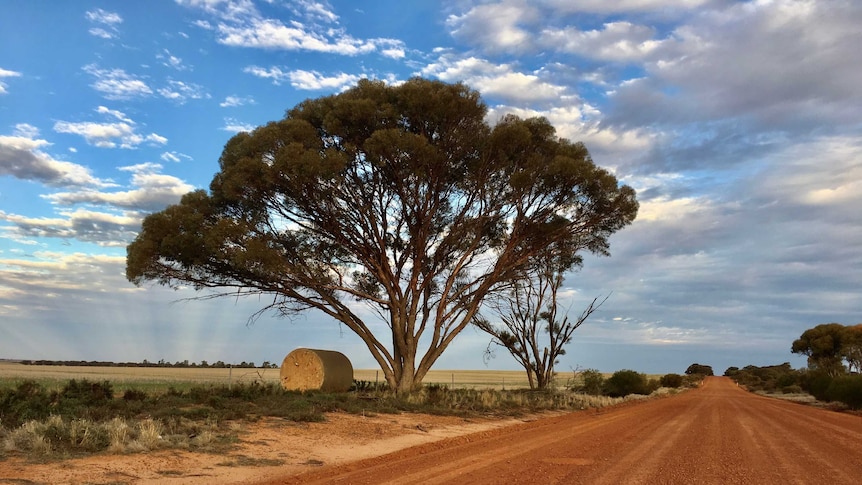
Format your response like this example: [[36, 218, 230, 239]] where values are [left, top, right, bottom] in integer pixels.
[[263, 376, 862, 484]]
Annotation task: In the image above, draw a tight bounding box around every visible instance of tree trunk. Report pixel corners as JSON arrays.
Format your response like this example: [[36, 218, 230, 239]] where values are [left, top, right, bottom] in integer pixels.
[[397, 363, 417, 393]]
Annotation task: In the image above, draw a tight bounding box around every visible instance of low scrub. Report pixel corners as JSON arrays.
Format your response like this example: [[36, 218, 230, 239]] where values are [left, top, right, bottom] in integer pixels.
[[825, 375, 862, 410], [1, 376, 664, 460], [604, 370, 650, 397]]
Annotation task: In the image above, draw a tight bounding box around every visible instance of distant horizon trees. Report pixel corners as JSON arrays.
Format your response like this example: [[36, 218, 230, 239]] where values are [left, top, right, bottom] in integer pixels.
[[17, 359, 278, 369], [685, 363, 714, 376], [723, 323, 862, 410]]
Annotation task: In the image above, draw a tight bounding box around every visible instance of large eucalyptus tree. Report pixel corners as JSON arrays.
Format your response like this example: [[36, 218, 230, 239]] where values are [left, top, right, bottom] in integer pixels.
[[126, 78, 638, 392]]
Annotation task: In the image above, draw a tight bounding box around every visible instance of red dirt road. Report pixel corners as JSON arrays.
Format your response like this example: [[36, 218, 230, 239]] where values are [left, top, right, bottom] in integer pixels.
[[263, 377, 862, 484]]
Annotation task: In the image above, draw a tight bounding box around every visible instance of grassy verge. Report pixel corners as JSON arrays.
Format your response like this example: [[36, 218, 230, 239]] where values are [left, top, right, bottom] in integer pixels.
[[0, 377, 680, 461]]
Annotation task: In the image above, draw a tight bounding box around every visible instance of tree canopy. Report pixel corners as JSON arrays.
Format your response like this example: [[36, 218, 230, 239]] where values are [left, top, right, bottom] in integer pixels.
[[126, 78, 638, 392], [685, 363, 714, 376], [792, 323, 862, 375]]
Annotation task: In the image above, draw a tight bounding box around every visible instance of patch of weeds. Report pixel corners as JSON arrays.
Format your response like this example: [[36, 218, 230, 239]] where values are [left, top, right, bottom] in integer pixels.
[[303, 458, 325, 466]]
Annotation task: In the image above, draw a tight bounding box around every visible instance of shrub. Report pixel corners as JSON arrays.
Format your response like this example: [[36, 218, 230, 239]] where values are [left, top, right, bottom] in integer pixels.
[[578, 369, 605, 396], [801, 371, 833, 401], [659, 373, 684, 388], [123, 388, 148, 401], [604, 370, 648, 397], [61, 379, 114, 404], [685, 363, 714, 376], [826, 375, 862, 409]]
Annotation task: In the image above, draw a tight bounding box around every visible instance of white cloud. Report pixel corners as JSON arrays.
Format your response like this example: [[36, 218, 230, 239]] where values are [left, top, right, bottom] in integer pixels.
[[0, 135, 105, 187], [219, 95, 255, 107], [157, 49, 190, 71], [95, 106, 132, 123], [216, 18, 378, 55], [292, 0, 339, 23], [42, 163, 195, 214], [486, 104, 654, 157], [421, 55, 567, 103], [85, 8, 123, 25], [540, 21, 670, 62], [88, 28, 115, 39], [85, 8, 122, 39], [447, 2, 539, 54], [542, 0, 712, 14], [53, 107, 167, 149], [606, 0, 862, 133], [176, 0, 258, 22], [0, 210, 143, 248], [222, 118, 255, 133], [0, 252, 128, 293], [243, 65, 290, 84], [287, 70, 361, 90], [179, 0, 403, 58], [160, 151, 193, 163], [83, 65, 152, 100], [157, 80, 210, 103], [12, 123, 39, 138], [0, 67, 22, 95]]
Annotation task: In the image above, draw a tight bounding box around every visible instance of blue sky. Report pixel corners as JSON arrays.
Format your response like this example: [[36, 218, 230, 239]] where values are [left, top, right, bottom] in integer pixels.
[[1, 0, 860, 375]]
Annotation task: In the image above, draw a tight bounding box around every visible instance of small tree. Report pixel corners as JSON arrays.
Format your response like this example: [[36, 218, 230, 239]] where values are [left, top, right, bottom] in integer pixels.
[[659, 373, 684, 388], [473, 248, 607, 390], [685, 363, 714, 376], [578, 369, 605, 395], [792, 323, 847, 376], [841, 324, 862, 374]]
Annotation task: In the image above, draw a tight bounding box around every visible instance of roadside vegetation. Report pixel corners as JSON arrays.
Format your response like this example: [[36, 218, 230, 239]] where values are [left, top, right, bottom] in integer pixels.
[[1, 370, 691, 461], [725, 322, 862, 411]]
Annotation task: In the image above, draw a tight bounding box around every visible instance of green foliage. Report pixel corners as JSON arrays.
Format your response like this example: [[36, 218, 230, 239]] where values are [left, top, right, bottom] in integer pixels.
[[724, 366, 739, 377], [727, 363, 801, 393], [826, 375, 862, 409], [1, 377, 640, 459], [659, 373, 684, 388], [801, 371, 834, 401], [685, 363, 714, 376], [791, 322, 862, 375], [126, 77, 638, 392], [604, 370, 649, 397], [61, 379, 114, 404], [577, 369, 605, 395]]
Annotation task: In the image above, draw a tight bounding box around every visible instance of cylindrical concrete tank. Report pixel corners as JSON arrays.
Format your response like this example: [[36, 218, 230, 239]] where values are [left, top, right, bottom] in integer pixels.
[[280, 348, 354, 392]]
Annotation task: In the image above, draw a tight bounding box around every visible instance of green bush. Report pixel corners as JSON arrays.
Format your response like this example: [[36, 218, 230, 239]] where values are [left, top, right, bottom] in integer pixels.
[[826, 375, 862, 409], [685, 363, 714, 376], [61, 379, 114, 404], [604, 370, 648, 397], [579, 369, 605, 396], [659, 373, 684, 388], [801, 371, 833, 401]]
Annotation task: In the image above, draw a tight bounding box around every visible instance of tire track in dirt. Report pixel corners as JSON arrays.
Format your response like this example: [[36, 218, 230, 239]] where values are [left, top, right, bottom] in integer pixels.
[[261, 377, 862, 485]]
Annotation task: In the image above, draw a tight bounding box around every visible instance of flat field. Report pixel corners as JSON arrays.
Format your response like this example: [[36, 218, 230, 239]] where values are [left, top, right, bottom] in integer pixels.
[[0, 362, 540, 390]]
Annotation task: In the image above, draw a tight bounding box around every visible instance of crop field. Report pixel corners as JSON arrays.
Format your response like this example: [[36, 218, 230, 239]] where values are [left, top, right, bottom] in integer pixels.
[[0, 362, 551, 391]]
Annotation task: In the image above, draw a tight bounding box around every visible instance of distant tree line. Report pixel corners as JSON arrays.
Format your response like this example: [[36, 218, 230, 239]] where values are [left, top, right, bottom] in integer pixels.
[[724, 322, 862, 410], [18, 359, 279, 369]]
